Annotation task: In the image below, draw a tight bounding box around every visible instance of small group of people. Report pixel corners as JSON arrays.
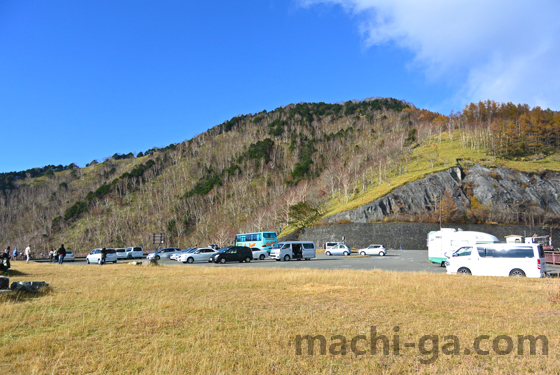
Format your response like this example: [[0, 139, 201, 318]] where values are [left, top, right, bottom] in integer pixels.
[[1, 245, 33, 271], [48, 245, 67, 264]]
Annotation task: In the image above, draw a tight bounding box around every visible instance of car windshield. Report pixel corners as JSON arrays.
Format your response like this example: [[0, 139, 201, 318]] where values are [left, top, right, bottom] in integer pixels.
[[271, 243, 283, 249], [218, 246, 233, 253]]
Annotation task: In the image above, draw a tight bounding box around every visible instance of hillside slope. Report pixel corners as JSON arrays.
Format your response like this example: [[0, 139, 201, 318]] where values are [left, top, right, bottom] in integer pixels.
[[1, 99, 560, 253]]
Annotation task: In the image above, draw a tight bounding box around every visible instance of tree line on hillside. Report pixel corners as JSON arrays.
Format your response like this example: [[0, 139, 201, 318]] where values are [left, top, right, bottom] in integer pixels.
[[1, 98, 559, 253]]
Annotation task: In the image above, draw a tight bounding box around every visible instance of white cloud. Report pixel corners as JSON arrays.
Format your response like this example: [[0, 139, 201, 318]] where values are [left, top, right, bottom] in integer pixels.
[[299, 0, 560, 110]]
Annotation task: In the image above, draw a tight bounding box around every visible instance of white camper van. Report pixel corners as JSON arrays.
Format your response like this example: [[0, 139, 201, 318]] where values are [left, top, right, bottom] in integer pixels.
[[445, 243, 546, 278], [270, 241, 316, 261], [427, 228, 499, 266]]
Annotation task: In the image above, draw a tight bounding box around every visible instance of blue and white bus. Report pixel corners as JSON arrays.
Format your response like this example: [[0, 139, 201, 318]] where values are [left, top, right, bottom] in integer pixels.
[[235, 231, 278, 253]]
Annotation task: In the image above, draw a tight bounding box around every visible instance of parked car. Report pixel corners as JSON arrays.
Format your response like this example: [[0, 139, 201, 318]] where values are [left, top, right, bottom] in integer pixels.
[[445, 243, 546, 278], [270, 241, 316, 261], [125, 246, 143, 259], [252, 247, 269, 260], [171, 247, 197, 261], [209, 246, 253, 264], [325, 244, 352, 256], [146, 247, 182, 260], [115, 248, 128, 259], [358, 244, 387, 256], [325, 241, 343, 250], [65, 251, 75, 262], [180, 247, 218, 263], [86, 248, 118, 264]]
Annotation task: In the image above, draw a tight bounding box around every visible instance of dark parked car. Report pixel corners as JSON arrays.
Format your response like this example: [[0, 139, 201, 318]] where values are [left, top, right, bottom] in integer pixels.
[[209, 246, 253, 264]]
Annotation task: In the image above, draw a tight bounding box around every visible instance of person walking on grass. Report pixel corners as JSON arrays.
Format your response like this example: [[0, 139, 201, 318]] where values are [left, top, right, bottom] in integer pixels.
[[25, 244, 31, 264], [57, 244, 66, 264], [100, 247, 107, 265]]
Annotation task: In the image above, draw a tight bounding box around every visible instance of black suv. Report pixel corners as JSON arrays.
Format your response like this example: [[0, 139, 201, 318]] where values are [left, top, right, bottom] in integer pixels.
[[209, 246, 253, 264]]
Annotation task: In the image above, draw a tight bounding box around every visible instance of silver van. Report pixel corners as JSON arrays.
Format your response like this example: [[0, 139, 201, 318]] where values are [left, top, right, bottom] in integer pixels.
[[270, 241, 316, 261]]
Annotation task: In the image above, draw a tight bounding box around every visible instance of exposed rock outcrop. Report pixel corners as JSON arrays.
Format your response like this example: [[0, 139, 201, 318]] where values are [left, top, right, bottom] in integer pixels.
[[322, 163, 560, 224]]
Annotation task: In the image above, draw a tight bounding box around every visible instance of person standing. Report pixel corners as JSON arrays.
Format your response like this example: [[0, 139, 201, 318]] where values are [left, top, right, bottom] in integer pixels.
[[57, 244, 66, 264], [12, 248, 18, 261], [100, 247, 107, 265], [25, 244, 31, 264], [1, 247, 12, 271]]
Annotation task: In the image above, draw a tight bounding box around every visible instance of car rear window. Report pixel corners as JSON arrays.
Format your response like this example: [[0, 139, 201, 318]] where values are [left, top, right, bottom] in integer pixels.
[[106, 249, 116, 254], [116, 249, 125, 252]]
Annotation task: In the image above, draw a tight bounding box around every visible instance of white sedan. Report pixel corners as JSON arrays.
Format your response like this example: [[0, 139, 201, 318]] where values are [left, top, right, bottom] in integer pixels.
[[179, 248, 218, 264], [251, 248, 269, 260], [358, 244, 387, 256], [171, 248, 196, 261], [146, 247, 182, 260]]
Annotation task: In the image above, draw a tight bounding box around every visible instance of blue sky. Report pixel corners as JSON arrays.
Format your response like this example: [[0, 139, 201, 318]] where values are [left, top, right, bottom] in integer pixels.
[[1, 1, 559, 173]]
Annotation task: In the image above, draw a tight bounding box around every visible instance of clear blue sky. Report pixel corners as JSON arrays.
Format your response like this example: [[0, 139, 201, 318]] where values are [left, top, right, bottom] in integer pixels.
[[1, 0, 559, 173]]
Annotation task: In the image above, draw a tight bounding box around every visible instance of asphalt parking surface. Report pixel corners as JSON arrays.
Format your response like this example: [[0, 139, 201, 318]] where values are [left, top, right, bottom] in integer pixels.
[[47, 250, 560, 274], [158, 250, 448, 273]]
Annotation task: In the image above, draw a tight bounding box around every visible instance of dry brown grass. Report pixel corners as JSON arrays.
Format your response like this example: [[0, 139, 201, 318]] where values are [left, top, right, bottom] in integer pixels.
[[1, 262, 559, 374]]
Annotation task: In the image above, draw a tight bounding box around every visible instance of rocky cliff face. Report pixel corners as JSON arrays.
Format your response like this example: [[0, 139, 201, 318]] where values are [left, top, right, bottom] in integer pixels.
[[322, 163, 560, 224]]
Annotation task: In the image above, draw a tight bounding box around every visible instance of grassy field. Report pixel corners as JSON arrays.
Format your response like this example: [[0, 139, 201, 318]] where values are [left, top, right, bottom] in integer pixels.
[[1, 262, 559, 374]]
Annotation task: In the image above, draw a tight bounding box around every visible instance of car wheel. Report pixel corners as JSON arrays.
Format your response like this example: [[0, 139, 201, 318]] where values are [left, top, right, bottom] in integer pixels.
[[245, 257, 251, 263], [457, 267, 471, 275], [283, 255, 290, 261], [156, 255, 160, 260], [86, 258, 90, 264], [343, 251, 349, 256], [305, 258, 310, 260], [359, 251, 366, 256], [187, 257, 194, 264], [379, 251, 385, 257], [440, 261, 446, 267], [114, 261, 117, 264], [510, 269, 526, 277], [259, 254, 265, 260], [127, 254, 132, 259], [219, 258, 226, 264], [325, 251, 331, 256]]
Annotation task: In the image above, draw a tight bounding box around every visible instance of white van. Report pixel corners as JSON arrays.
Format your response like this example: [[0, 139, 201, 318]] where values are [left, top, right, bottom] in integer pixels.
[[428, 228, 499, 266], [270, 241, 316, 261], [125, 246, 143, 259], [445, 243, 546, 278]]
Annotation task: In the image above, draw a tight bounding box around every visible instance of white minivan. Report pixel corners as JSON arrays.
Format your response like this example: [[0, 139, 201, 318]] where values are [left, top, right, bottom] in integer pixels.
[[125, 246, 143, 259], [445, 243, 546, 278], [270, 241, 316, 261]]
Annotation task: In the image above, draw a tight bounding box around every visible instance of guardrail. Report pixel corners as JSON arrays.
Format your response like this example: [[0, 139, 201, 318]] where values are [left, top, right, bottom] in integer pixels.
[[545, 251, 560, 265]]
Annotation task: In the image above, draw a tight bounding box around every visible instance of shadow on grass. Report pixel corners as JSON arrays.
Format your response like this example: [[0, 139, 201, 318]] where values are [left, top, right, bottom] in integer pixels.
[[0, 286, 53, 303], [1, 269, 29, 276]]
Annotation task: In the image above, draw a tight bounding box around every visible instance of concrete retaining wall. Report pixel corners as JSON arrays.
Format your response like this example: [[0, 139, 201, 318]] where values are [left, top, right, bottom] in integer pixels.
[[284, 223, 559, 250]]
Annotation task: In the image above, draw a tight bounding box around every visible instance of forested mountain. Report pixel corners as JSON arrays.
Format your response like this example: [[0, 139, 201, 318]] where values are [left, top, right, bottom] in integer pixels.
[[2, 98, 560, 254]]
